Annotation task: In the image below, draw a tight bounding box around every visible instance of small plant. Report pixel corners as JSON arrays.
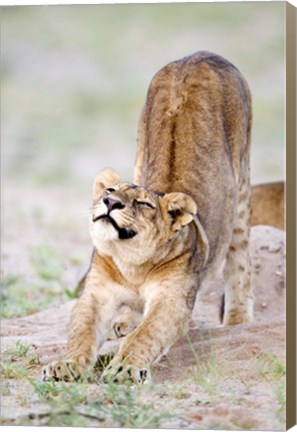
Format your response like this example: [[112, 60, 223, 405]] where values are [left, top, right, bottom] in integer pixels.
[[94, 353, 114, 374], [13, 340, 30, 358], [29, 379, 98, 427], [1, 340, 41, 381], [0, 273, 58, 319], [0, 362, 28, 379], [257, 352, 286, 424], [0, 273, 21, 317], [2, 340, 37, 360], [28, 373, 172, 428], [1, 263, 69, 319], [100, 381, 172, 428], [276, 376, 286, 420], [29, 379, 63, 400], [169, 381, 192, 400], [64, 285, 81, 300], [257, 352, 285, 381], [1, 273, 20, 291], [186, 332, 223, 396]]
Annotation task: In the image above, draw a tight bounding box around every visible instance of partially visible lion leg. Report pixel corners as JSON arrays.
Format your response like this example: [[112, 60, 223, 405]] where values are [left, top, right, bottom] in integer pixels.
[[222, 177, 253, 326]]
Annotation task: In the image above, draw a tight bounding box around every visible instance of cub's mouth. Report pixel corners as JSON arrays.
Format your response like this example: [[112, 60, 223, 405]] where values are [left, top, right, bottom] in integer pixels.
[[93, 214, 137, 240]]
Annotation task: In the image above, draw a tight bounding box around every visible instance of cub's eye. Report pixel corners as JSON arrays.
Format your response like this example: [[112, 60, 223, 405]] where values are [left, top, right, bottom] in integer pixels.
[[135, 200, 155, 209], [106, 188, 115, 193]]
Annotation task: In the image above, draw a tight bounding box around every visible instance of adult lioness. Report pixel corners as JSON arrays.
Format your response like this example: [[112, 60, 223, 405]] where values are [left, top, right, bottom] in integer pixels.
[[43, 51, 253, 384]]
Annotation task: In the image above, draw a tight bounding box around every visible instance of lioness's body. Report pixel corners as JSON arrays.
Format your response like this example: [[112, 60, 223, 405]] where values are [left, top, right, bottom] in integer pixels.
[[136, 51, 252, 289], [251, 181, 284, 229], [43, 51, 253, 384]]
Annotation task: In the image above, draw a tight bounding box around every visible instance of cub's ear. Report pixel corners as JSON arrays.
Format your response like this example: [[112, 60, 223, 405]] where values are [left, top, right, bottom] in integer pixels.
[[163, 192, 197, 231], [92, 168, 121, 200]]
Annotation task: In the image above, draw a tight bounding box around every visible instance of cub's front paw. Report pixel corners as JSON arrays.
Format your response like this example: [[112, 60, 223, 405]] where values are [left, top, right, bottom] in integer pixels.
[[42, 360, 83, 382], [101, 361, 151, 385]]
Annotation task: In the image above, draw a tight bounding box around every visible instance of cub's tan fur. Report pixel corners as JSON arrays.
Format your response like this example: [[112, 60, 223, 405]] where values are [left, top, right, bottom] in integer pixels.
[[251, 181, 284, 229], [43, 51, 253, 384]]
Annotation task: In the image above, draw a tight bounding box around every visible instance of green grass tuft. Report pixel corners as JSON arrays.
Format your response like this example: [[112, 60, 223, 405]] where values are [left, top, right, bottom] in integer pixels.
[[186, 333, 224, 396]]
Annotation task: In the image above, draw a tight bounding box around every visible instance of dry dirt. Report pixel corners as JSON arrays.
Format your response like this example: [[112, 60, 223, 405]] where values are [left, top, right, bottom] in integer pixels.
[[0, 225, 286, 429]]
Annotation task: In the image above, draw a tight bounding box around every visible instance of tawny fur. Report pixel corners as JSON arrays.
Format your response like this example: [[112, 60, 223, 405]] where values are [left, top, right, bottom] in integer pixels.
[[251, 181, 285, 229], [43, 51, 253, 384]]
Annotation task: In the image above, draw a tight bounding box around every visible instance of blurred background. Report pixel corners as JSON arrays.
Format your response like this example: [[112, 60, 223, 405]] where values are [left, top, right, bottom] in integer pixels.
[[1, 3, 285, 317]]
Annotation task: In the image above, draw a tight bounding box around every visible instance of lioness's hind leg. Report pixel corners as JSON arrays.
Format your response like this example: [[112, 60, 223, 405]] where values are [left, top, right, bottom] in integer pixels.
[[223, 180, 253, 325]]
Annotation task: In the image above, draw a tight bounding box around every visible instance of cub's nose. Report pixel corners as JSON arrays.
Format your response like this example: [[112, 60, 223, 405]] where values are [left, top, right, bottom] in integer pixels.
[[103, 196, 125, 213]]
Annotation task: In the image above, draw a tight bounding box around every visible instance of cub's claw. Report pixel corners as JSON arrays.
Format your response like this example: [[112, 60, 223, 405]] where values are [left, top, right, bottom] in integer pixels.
[[42, 360, 83, 382], [101, 362, 151, 385]]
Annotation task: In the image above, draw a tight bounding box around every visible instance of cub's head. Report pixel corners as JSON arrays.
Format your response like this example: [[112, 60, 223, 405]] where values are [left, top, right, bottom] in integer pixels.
[[90, 168, 197, 260]]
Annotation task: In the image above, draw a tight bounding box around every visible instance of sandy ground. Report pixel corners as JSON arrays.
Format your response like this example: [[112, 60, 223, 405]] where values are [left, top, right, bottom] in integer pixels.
[[0, 225, 286, 429]]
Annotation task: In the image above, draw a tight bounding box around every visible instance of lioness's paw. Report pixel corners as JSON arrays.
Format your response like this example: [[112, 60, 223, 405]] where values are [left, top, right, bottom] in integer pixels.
[[223, 304, 253, 326], [101, 362, 151, 385], [42, 360, 83, 382]]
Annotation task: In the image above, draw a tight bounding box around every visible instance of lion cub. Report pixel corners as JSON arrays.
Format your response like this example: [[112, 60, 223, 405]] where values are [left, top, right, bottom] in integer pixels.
[[43, 51, 253, 384]]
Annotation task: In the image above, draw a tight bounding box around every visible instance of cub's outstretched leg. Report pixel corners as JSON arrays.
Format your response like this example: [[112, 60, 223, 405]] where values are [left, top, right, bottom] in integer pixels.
[[222, 174, 253, 325], [42, 277, 120, 381]]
